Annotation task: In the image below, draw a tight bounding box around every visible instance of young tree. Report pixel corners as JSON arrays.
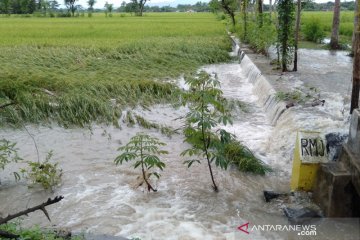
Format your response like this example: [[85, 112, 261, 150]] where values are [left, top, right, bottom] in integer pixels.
[[181, 71, 232, 192], [330, 0, 341, 49], [114, 133, 168, 192], [64, 0, 77, 16], [87, 0, 95, 17]]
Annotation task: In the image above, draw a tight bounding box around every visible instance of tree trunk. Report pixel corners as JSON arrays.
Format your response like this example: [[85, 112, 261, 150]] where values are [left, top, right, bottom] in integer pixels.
[[330, 0, 341, 49], [242, 0, 248, 40], [257, 0, 263, 27], [352, 0, 359, 56], [269, 0, 272, 21], [351, 0, 360, 113], [293, 0, 301, 72]]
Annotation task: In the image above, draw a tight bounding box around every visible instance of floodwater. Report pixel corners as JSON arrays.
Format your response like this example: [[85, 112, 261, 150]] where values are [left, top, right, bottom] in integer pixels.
[[0, 45, 356, 239]]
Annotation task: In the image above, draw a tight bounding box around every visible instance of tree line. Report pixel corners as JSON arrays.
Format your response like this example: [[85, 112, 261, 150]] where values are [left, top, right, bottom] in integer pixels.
[[0, 0, 212, 15], [210, 0, 356, 71]]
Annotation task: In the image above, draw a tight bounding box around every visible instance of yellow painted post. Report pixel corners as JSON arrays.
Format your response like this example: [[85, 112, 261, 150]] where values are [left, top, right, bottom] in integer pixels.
[[290, 131, 327, 191]]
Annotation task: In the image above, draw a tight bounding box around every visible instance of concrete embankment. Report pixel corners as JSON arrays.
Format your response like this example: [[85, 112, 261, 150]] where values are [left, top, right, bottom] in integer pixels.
[[230, 36, 352, 169]]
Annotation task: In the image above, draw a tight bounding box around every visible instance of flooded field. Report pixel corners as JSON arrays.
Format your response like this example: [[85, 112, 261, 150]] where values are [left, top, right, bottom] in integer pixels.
[[0, 46, 355, 239]]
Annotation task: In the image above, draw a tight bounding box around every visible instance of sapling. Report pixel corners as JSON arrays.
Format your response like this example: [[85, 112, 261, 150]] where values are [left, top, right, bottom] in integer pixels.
[[114, 133, 168, 192], [181, 71, 232, 192], [0, 139, 22, 182]]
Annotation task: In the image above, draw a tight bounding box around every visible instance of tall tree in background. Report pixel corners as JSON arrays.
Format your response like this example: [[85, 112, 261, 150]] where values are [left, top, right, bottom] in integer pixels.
[[209, 0, 220, 13], [220, 0, 237, 26], [131, 0, 146, 16], [330, 0, 341, 49], [27, 0, 37, 13], [40, 0, 49, 16], [241, 0, 248, 40], [351, 0, 360, 113], [87, 0, 95, 17], [352, 0, 359, 56], [257, 0, 263, 27], [48, 0, 59, 11], [104, 1, 113, 16], [1, 0, 11, 14], [293, 0, 301, 71], [65, 0, 77, 16], [277, 0, 295, 72]]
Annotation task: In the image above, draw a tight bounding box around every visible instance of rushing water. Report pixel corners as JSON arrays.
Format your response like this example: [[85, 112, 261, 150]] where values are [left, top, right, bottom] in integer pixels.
[[0, 45, 355, 239]]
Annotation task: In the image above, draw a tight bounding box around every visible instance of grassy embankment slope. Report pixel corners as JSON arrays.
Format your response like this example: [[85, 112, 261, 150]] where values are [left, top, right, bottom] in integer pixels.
[[0, 13, 231, 127]]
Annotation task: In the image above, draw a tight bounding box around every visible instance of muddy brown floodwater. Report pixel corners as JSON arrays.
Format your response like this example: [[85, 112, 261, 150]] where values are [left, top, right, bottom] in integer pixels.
[[0, 46, 356, 239]]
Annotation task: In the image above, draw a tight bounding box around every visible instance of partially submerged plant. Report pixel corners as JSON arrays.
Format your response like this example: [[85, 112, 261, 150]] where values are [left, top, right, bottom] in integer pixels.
[[21, 151, 63, 191], [114, 133, 168, 192], [223, 140, 271, 175], [0, 139, 22, 182], [181, 71, 233, 192]]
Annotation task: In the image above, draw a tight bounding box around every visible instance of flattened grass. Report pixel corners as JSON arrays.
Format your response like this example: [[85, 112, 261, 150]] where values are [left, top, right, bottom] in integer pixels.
[[0, 13, 231, 127]]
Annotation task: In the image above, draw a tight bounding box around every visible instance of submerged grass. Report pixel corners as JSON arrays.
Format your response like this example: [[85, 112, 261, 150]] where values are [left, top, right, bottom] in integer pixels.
[[0, 13, 231, 127], [224, 141, 271, 175]]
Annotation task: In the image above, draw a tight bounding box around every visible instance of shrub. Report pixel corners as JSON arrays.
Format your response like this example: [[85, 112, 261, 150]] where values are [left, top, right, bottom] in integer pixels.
[[0, 221, 84, 240], [303, 18, 326, 43], [21, 151, 63, 191]]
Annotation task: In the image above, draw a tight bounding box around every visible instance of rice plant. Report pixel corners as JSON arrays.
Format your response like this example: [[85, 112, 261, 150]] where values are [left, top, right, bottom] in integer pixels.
[[0, 13, 231, 127]]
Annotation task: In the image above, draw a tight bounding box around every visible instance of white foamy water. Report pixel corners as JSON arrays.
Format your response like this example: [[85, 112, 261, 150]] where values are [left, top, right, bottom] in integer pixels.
[[0, 45, 353, 239]]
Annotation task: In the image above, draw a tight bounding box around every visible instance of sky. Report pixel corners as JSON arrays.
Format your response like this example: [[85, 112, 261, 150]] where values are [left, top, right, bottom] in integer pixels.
[[71, 0, 347, 10]]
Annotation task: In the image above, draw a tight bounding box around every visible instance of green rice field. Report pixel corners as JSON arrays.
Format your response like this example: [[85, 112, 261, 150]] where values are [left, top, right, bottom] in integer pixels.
[[0, 13, 231, 127], [302, 11, 354, 40]]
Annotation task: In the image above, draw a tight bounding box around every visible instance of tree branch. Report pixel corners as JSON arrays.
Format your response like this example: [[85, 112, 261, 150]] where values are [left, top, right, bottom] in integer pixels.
[[0, 196, 64, 225]]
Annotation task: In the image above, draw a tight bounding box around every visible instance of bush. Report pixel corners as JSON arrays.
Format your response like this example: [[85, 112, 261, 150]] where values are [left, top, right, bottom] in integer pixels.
[[0, 221, 84, 240], [237, 16, 277, 55], [303, 18, 326, 43], [57, 12, 71, 18], [21, 151, 63, 191]]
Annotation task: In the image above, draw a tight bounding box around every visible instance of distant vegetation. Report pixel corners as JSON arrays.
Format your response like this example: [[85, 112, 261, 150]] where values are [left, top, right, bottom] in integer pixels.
[[302, 11, 354, 39]]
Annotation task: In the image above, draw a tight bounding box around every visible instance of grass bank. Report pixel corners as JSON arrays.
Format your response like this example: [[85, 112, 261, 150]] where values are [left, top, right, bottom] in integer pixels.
[[0, 13, 231, 127]]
